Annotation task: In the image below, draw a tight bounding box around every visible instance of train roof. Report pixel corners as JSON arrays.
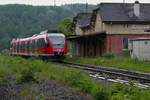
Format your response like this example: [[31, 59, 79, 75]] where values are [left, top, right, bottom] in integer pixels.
[[40, 30, 62, 34], [11, 32, 65, 43], [48, 33, 65, 37]]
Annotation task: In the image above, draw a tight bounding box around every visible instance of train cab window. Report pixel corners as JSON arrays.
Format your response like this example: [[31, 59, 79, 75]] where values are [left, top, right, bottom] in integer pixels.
[[49, 35, 65, 48]]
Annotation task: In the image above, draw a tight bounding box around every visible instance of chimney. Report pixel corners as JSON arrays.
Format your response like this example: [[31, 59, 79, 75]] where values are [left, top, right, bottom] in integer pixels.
[[134, 1, 140, 17]]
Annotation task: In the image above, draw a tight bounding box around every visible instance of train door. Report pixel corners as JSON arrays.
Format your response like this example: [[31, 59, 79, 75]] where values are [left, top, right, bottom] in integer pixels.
[[37, 38, 47, 55]]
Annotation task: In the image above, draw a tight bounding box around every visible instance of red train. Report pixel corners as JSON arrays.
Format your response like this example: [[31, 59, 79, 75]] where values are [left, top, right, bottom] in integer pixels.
[[10, 30, 67, 58]]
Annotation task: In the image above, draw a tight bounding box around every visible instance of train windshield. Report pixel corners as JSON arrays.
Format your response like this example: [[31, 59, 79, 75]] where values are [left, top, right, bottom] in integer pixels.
[[49, 35, 65, 48]]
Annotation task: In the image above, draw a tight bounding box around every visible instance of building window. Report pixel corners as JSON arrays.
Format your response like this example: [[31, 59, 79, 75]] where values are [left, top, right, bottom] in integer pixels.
[[123, 24, 126, 28], [123, 38, 128, 49], [127, 24, 129, 28]]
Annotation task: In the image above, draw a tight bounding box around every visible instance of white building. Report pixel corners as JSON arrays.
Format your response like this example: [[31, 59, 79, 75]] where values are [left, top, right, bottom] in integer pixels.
[[130, 38, 150, 61]]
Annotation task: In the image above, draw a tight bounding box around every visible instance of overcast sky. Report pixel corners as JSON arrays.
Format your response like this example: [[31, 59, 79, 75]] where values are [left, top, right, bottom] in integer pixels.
[[0, 0, 150, 6]]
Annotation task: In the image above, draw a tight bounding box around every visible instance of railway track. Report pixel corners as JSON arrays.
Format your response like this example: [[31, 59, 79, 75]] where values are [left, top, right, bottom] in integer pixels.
[[57, 61, 150, 89]]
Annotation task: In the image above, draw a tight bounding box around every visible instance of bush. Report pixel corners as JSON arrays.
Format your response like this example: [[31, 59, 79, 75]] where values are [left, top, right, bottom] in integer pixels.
[[0, 49, 10, 56], [18, 67, 36, 83], [92, 86, 109, 100], [102, 53, 115, 58]]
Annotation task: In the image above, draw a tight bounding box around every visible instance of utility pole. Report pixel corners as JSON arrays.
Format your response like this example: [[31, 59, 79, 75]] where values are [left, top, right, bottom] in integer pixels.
[[123, 0, 125, 3], [54, 0, 56, 6], [85, 0, 88, 12]]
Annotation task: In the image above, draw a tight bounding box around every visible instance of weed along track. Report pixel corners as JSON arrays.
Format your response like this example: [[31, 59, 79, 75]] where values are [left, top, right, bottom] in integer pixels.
[[1, 56, 150, 100], [56, 61, 150, 89]]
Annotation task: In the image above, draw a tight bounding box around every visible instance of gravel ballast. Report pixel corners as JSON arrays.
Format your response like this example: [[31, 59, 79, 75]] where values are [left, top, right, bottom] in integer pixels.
[[0, 77, 93, 100]]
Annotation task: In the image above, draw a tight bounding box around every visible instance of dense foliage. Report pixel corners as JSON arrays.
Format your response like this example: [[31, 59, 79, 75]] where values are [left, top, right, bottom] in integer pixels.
[[57, 18, 73, 36], [0, 4, 96, 51]]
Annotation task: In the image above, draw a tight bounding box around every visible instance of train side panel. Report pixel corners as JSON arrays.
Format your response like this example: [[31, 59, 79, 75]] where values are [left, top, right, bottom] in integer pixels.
[[10, 33, 67, 57]]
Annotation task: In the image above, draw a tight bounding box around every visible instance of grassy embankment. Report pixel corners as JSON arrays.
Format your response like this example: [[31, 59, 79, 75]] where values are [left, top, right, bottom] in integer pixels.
[[0, 55, 150, 100], [66, 56, 150, 73]]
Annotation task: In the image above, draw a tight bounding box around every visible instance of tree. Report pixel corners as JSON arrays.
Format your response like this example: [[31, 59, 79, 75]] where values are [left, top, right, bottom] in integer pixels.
[[57, 18, 73, 36], [0, 4, 96, 51]]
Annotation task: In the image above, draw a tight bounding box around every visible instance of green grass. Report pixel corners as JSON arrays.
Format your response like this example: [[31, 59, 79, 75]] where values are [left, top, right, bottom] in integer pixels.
[[66, 56, 150, 73], [0, 55, 150, 100]]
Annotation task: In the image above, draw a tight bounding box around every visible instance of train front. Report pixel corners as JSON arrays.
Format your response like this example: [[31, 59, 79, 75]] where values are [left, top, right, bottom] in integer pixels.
[[47, 33, 67, 57]]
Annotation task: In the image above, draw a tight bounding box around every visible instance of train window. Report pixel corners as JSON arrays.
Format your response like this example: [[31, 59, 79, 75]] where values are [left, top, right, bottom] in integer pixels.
[[29, 42, 32, 51], [29, 41, 34, 52], [18, 43, 20, 52], [21, 42, 24, 50], [27, 41, 30, 52], [20, 43, 22, 51], [37, 38, 47, 48], [32, 41, 36, 51], [49, 36, 65, 44], [49, 35, 65, 48], [24, 43, 26, 51], [37, 39, 41, 48], [22, 43, 25, 51]]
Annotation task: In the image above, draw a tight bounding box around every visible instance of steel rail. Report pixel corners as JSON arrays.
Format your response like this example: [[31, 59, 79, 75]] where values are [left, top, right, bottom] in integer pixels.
[[58, 61, 150, 83]]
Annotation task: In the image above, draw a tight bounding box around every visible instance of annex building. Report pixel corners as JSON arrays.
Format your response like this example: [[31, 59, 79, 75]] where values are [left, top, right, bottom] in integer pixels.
[[70, 1, 150, 57]]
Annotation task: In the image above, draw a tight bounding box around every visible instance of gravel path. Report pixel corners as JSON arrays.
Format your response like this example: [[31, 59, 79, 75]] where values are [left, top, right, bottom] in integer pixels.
[[0, 77, 93, 100]]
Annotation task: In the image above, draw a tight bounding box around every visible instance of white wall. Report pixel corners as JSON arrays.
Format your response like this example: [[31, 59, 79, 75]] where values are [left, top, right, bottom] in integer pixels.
[[131, 40, 150, 61]]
